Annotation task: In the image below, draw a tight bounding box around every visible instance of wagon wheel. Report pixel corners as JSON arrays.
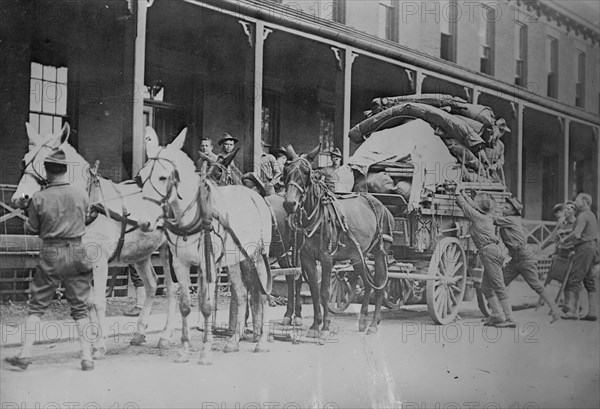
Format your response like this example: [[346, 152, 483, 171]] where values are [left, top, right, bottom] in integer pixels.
[[426, 237, 467, 324], [383, 278, 412, 310], [328, 272, 355, 314]]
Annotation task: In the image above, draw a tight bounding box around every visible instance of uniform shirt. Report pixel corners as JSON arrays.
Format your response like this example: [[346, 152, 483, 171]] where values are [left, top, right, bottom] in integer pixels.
[[483, 140, 505, 169], [456, 194, 498, 249], [545, 216, 576, 251], [25, 182, 88, 239], [494, 215, 527, 252], [570, 208, 599, 246], [257, 153, 282, 191], [320, 165, 341, 191]]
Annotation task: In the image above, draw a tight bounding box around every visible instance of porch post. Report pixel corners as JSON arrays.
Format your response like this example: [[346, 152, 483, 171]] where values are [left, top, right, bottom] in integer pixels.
[[253, 21, 265, 172], [132, 0, 148, 176], [563, 118, 570, 202], [342, 47, 355, 162], [517, 103, 524, 201], [415, 70, 424, 95]]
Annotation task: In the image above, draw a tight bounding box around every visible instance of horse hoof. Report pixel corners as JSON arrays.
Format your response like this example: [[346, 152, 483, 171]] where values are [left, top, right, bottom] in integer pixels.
[[366, 326, 378, 335], [292, 317, 303, 327], [157, 338, 170, 349], [198, 352, 212, 365], [306, 329, 319, 339], [174, 353, 189, 363], [241, 331, 254, 342], [92, 347, 106, 360], [130, 333, 146, 346], [254, 344, 270, 353], [223, 342, 240, 353], [282, 316, 292, 326], [211, 342, 225, 352]]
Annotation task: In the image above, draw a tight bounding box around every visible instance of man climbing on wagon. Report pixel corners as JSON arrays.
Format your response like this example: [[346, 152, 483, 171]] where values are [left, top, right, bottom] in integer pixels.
[[494, 198, 562, 323], [455, 188, 516, 328], [4, 149, 94, 371]]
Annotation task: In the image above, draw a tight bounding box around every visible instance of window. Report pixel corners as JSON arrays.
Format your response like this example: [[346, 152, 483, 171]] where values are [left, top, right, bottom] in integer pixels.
[[546, 36, 558, 98], [29, 62, 67, 136], [514, 22, 527, 86], [332, 0, 346, 24], [261, 91, 281, 152], [440, 0, 457, 62], [575, 50, 585, 108], [479, 5, 495, 75], [378, 1, 399, 42], [317, 107, 335, 167]]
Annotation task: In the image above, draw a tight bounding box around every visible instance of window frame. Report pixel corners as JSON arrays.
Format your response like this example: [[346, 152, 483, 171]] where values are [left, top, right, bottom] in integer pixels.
[[29, 61, 68, 137], [514, 22, 528, 87], [479, 5, 495, 75]]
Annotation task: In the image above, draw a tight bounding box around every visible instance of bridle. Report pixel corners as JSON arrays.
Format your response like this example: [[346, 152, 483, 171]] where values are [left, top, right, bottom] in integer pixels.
[[140, 150, 182, 211], [284, 156, 313, 204], [19, 141, 62, 188]]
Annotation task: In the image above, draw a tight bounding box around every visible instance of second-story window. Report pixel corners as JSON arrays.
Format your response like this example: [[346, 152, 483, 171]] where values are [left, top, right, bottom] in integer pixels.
[[575, 50, 585, 108], [332, 0, 346, 24], [440, 0, 458, 62], [378, 0, 399, 42], [479, 5, 495, 75], [546, 36, 558, 98], [514, 22, 527, 86], [29, 62, 68, 136]]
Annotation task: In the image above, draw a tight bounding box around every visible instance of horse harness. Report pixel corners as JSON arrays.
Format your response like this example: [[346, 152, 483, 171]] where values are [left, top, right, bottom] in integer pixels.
[[141, 154, 271, 294], [287, 157, 389, 290]]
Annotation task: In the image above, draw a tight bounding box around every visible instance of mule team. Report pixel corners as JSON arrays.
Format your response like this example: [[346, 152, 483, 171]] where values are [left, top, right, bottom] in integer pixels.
[[4, 123, 584, 371]]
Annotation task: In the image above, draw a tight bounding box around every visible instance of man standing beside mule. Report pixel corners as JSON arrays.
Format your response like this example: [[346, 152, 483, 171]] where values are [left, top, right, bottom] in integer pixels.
[[5, 149, 94, 371], [455, 188, 516, 328]]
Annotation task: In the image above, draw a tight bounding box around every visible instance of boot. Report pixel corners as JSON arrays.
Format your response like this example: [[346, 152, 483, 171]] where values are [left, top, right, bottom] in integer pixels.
[[540, 290, 562, 323], [562, 290, 580, 320], [76, 318, 94, 371], [124, 287, 145, 317], [581, 291, 598, 321], [5, 315, 41, 370], [495, 298, 517, 328], [481, 296, 505, 326]]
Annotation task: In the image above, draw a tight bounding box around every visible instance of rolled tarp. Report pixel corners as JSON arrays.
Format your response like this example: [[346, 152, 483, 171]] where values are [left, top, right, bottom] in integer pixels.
[[369, 94, 468, 116], [442, 138, 482, 172], [349, 102, 486, 151]]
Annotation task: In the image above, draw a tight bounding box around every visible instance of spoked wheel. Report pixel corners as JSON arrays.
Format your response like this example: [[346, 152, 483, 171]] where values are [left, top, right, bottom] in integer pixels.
[[328, 272, 355, 314], [383, 278, 412, 310], [426, 237, 468, 324]]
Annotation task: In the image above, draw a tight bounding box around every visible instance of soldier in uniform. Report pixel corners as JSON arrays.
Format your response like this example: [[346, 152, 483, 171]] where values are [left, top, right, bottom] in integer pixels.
[[5, 150, 94, 371], [217, 133, 242, 185], [455, 189, 516, 328], [319, 148, 343, 192], [196, 137, 219, 171], [494, 198, 562, 323], [560, 193, 599, 321]]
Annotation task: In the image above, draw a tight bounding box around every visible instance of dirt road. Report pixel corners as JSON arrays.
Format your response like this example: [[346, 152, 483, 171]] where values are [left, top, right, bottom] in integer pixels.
[[1, 291, 598, 409]]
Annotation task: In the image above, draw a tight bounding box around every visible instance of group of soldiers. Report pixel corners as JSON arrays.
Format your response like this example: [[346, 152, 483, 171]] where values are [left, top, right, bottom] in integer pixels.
[[457, 189, 599, 327]]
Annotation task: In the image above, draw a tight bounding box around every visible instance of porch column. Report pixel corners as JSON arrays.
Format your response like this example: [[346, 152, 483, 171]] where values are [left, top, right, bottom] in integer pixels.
[[563, 118, 570, 202], [132, 0, 148, 175], [596, 127, 600, 214], [415, 70, 424, 95], [342, 47, 356, 162], [516, 103, 524, 201], [472, 86, 481, 104], [252, 21, 266, 172]]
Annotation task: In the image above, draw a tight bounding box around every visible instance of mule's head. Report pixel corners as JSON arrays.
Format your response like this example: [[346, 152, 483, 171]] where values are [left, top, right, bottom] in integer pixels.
[[205, 146, 241, 186], [11, 122, 74, 209], [282, 143, 320, 214], [137, 127, 196, 232]]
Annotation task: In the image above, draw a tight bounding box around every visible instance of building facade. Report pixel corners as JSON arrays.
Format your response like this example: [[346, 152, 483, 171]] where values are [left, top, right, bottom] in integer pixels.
[[1, 0, 599, 224]]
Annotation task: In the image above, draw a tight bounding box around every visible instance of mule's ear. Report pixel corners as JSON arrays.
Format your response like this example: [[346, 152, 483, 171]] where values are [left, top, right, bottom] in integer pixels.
[[285, 144, 299, 160], [305, 143, 321, 162], [25, 122, 41, 146], [48, 122, 70, 149], [169, 127, 187, 151], [220, 146, 240, 167], [145, 126, 160, 157]]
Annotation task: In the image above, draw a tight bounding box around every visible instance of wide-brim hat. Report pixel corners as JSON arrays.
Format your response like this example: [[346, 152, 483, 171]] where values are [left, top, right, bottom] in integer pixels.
[[505, 196, 523, 215], [330, 148, 342, 158], [275, 147, 287, 156], [44, 149, 69, 165], [474, 192, 496, 214], [218, 133, 238, 146]]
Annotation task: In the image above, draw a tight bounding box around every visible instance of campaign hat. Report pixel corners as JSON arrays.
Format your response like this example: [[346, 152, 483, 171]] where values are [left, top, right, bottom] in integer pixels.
[[218, 133, 239, 146], [44, 149, 69, 165]]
